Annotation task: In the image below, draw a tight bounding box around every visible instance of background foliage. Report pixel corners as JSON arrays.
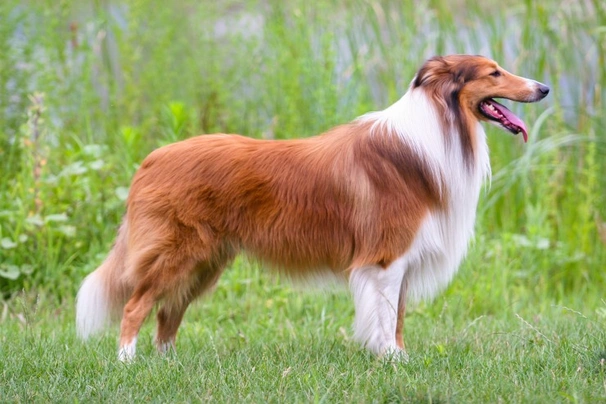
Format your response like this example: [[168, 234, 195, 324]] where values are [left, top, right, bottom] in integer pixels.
[[1, 0, 604, 305]]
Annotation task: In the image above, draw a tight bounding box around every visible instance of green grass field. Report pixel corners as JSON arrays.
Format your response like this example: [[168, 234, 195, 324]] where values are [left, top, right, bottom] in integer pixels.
[[1, 0, 605, 402], [2, 264, 606, 402]]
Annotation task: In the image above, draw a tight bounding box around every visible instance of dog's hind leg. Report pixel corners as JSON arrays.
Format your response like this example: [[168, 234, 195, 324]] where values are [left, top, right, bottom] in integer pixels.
[[117, 251, 197, 362], [349, 263, 407, 357], [155, 299, 189, 356], [155, 259, 229, 355], [118, 284, 159, 362]]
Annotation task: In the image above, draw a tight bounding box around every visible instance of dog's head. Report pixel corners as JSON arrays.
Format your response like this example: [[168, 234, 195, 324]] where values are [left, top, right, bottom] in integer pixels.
[[412, 55, 549, 142]]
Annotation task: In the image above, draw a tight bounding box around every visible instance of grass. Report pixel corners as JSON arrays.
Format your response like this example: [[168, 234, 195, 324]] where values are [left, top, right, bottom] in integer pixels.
[[2, 263, 606, 402], [1, 0, 605, 401]]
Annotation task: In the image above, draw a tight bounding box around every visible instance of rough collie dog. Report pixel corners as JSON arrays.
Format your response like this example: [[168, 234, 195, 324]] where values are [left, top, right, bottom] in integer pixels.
[[76, 55, 549, 361]]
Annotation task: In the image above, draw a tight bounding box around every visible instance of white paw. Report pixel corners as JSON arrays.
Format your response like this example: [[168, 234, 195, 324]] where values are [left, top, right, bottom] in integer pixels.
[[156, 341, 176, 356], [118, 337, 137, 362], [381, 347, 409, 363]]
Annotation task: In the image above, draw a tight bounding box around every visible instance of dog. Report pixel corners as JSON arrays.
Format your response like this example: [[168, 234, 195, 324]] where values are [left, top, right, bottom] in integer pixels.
[[76, 55, 549, 361]]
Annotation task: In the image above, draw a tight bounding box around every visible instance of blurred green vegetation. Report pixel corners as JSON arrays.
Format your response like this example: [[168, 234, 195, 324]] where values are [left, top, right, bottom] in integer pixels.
[[0, 0, 604, 310]]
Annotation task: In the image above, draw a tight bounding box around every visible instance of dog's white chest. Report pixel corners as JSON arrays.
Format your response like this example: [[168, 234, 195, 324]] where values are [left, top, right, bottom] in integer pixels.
[[400, 123, 490, 303]]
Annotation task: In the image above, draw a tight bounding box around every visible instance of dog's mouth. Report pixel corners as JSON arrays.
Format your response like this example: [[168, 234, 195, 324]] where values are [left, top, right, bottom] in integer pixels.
[[479, 99, 528, 142]]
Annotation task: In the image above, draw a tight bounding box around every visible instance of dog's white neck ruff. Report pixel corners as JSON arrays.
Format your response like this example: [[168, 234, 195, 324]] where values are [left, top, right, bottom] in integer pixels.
[[350, 86, 491, 355], [360, 86, 491, 303]]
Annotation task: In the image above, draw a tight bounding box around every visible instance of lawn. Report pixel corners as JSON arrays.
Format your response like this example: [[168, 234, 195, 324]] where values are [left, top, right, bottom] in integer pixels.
[[2, 262, 606, 402], [1, 0, 605, 402]]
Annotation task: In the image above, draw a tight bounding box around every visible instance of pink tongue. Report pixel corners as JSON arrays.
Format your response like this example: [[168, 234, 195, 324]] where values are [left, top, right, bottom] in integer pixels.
[[492, 100, 528, 142]]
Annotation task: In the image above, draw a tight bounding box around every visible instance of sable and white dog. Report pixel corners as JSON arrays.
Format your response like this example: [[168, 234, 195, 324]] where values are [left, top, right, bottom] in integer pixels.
[[76, 55, 549, 361]]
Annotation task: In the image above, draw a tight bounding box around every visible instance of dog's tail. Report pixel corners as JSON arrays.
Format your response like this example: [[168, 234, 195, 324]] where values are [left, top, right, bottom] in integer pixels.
[[76, 221, 131, 339]]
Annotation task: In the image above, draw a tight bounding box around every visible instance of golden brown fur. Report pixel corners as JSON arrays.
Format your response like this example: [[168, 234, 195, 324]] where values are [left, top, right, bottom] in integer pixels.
[[115, 123, 443, 349], [129, 122, 447, 273]]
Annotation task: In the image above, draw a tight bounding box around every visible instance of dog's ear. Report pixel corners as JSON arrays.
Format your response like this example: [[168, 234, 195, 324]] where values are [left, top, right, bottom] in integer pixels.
[[415, 56, 483, 88], [449, 56, 483, 85], [413, 57, 462, 119], [413, 57, 449, 88]]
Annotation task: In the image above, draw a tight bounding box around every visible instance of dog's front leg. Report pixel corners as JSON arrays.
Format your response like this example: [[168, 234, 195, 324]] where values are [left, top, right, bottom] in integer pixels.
[[395, 276, 408, 351], [349, 263, 408, 358]]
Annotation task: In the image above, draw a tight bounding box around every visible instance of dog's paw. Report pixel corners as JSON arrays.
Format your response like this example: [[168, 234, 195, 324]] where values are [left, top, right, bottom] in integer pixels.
[[118, 338, 137, 363], [381, 347, 409, 363]]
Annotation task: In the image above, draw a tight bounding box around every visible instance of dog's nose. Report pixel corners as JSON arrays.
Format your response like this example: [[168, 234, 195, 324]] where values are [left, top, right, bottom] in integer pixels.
[[538, 83, 550, 96]]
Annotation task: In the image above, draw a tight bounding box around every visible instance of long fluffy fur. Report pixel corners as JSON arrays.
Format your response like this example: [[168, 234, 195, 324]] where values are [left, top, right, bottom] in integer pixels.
[[76, 55, 548, 360], [76, 223, 130, 338]]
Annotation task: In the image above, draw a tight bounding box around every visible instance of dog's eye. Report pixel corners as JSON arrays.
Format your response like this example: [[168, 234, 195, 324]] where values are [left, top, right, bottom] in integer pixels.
[[489, 70, 501, 77]]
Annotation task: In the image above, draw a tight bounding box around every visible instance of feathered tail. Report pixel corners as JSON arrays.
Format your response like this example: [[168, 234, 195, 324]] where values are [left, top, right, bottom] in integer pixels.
[[76, 221, 131, 339]]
